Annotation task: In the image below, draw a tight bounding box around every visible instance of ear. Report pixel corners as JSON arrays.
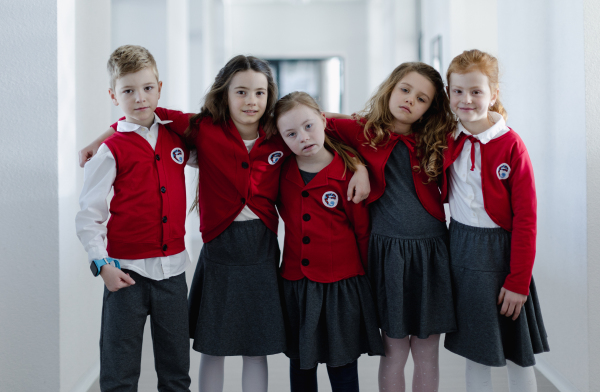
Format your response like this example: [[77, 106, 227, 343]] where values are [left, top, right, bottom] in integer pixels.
[[108, 88, 119, 107], [445, 85, 450, 96], [320, 111, 327, 127], [490, 87, 499, 107], [157, 80, 163, 99]]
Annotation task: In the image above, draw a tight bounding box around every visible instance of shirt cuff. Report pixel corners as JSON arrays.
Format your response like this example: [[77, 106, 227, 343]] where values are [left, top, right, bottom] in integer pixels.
[[87, 246, 109, 263]]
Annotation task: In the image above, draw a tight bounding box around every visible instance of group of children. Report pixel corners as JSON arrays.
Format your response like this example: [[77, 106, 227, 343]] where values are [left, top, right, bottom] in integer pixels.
[[75, 44, 550, 392]]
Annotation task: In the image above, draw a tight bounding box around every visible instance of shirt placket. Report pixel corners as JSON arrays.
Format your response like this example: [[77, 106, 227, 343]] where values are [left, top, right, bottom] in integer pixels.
[[466, 142, 479, 225]]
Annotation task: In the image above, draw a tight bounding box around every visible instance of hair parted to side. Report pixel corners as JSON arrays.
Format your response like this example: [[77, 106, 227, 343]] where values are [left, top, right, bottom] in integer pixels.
[[270, 91, 365, 175], [447, 49, 507, 122], [107, 45, 159, 91], [184, 55, 278, 143], [357, 62, 454, 183]]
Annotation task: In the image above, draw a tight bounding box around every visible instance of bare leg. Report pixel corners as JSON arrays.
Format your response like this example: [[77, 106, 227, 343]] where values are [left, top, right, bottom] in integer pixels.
[[378, 332, 411, 392], [242, 356, 268, 392], [410, 334, 440, 392]]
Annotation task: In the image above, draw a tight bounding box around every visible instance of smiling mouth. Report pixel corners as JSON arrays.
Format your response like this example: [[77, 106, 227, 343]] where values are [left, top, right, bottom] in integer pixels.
[[135, 107, 149, 111], [243, 110, 258, 114]]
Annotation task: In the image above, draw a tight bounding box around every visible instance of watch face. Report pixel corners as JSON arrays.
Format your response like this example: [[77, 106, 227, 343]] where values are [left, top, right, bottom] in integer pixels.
[[90, 261, 99, 277]]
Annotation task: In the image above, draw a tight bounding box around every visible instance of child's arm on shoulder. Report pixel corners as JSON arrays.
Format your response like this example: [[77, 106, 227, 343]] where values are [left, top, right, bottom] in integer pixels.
[[347, 162, 370, 203], [344, 181, 371, 270], [78, 127, 115, 167], [323, 112, 352, 120]]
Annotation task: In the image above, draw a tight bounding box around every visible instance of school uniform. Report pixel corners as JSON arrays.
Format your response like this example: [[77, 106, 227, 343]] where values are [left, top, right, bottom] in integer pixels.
[[326, 118, 456, 339], [442, 112, 549, 367], [278, 152, 384, 372], [76, 114, 192, 391], [140, 107, 289, 356]]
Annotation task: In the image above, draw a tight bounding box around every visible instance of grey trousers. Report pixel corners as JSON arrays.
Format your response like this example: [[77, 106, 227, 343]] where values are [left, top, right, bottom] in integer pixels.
[[99, 270, 191, 392]]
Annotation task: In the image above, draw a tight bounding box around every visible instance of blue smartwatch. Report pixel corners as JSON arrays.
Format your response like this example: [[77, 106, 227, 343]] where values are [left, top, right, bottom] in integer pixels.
[[90, 257, 121, 277]]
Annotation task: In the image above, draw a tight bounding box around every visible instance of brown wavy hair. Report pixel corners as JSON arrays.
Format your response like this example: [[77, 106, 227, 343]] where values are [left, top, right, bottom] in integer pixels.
[[446, 49, 507, 122], [356, 62, 454, 183], [184, 55, 278, 144], [270, 91, 365, 175]]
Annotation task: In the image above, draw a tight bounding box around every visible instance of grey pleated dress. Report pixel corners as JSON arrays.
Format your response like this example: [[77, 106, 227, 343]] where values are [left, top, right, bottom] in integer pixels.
[[368, 142, 457, 339], [444, 219, 550, 367], [188, 219, 287, 356], [281, 169, 385, 369]]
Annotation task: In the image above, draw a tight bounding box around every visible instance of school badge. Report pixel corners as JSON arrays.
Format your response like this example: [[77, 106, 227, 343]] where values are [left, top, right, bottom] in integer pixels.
[[268, 151, 283, 165], [171, 148, 184, 164], [322, 191, 339, 208], [496, 163, 511, 180]]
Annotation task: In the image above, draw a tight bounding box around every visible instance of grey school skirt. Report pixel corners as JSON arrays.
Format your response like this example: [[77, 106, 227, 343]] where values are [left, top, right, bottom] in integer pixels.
[[188, 219, 287, 356], [368, 231, 457, 339], [443, 219, 550, 367], [282, 275, 385, 369]]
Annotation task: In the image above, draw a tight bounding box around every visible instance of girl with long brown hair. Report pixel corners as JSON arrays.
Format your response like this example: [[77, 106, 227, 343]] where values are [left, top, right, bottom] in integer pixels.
[[325, 62, 456, 392]]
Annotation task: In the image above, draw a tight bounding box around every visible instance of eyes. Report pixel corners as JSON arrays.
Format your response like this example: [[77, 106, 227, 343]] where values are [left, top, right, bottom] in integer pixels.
[[235, 90, 266, 97], [122, 86, 154, 94], [284, 123, 313, 138], [400, 87, 426, 103], [452, 89, 482, 95]]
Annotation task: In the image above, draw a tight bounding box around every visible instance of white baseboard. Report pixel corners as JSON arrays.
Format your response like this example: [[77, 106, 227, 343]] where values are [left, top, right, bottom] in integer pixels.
[[535, 357, 581, 392], [68, 360, 100, 392]]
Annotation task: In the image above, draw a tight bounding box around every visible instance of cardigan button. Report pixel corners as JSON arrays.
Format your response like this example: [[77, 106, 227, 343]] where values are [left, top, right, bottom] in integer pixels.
[[241, 197, 246, 204], [242, 162, 249, 169], [155, 154, 160, 161], [301, 259, 309, 266], [162, 244, 168, 251], [303, 214, 311, 221], [160, 186, 166, 193], [302, 236, 310, 244], [302, 191, 309, 197], [162, 216, 167, 223]]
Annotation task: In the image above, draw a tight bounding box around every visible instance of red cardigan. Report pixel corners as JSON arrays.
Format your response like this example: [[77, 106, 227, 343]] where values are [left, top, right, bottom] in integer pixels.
[[442, 129, 537, 295], [278, 153, 370, 283], [152, 107, 290, 243], [325, 118, 446, 222], [104, 126, 189, 259]]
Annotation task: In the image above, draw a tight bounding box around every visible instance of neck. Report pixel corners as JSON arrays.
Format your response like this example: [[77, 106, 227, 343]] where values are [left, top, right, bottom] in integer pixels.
[[296, 147, 334, 173], [126, 115, 154, 129], [461, 115, 495, 136], [232, 119, 260, 140], [391, 120, 412, 135]]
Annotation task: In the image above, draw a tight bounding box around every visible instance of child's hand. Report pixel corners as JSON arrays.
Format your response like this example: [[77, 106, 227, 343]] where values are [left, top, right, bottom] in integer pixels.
[[497, 287, 527, 320], [78, 142, 101, 167], [100, 264, 136, 292], [348, 164, 370, 203]]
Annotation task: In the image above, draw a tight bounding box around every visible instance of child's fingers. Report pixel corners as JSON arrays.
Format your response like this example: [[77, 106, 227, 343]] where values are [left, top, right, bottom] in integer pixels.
[[347, 184, 355, 201], [505, 302, 516, 318], [497, 288, 506, 305], [499, 300, 509, 315], [120, 271, 136, 285], [512, 305, 522, 320]]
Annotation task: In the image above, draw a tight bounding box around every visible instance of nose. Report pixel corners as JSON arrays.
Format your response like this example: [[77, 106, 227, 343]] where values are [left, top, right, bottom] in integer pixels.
[[246, 93, 257, 106], [405, 95, 414, 105], [135, 90, 146, 103], [298, 129, 310, 142]]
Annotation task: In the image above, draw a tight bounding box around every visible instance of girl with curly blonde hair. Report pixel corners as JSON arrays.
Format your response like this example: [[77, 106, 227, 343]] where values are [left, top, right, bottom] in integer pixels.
[[325, 62, 456, 392]]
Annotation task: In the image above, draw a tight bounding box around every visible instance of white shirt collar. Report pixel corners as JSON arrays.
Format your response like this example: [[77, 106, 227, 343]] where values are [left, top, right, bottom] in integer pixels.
[[116, 113, 173, 133], [453, 111, 509, 144]]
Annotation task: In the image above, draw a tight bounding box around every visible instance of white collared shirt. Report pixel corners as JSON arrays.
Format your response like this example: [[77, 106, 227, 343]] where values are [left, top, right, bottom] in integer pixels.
[[448, 111, 510, 228], [234, 134, 260, 221], [75, 113, 194, 280]]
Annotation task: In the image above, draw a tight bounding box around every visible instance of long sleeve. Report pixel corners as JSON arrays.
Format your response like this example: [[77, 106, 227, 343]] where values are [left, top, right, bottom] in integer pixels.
[[503, 149, 537, 295], [75, 144, 117, 263]]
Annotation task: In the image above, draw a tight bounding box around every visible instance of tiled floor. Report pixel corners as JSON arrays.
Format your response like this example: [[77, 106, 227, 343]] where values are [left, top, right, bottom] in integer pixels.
[[88, 321, 558, 392]]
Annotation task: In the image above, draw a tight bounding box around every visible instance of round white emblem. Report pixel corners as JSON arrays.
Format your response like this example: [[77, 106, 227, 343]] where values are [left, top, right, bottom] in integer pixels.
[[322, 191, 339, 208], [268, 151, 283, 165], [496, 163, 511, 180], [171, 148, 184, 164]]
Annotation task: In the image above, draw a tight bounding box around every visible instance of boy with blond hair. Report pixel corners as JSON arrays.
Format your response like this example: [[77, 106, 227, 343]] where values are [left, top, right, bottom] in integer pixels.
[[76, 45, 191, 392]]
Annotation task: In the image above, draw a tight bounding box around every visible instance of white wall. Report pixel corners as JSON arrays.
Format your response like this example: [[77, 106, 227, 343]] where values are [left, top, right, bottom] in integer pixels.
[[226, 0, 370, 114], [497, 1, 590, 390], [584, 0, 600, 390], [0, 1, 60, 390]]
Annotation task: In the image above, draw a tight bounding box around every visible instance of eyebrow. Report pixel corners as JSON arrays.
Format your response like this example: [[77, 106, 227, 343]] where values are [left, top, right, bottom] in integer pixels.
[[232, 86, 267, 90], [283, 118, 311, 133], [120, 82, 156, 89], [400, 82, 431, 101]]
